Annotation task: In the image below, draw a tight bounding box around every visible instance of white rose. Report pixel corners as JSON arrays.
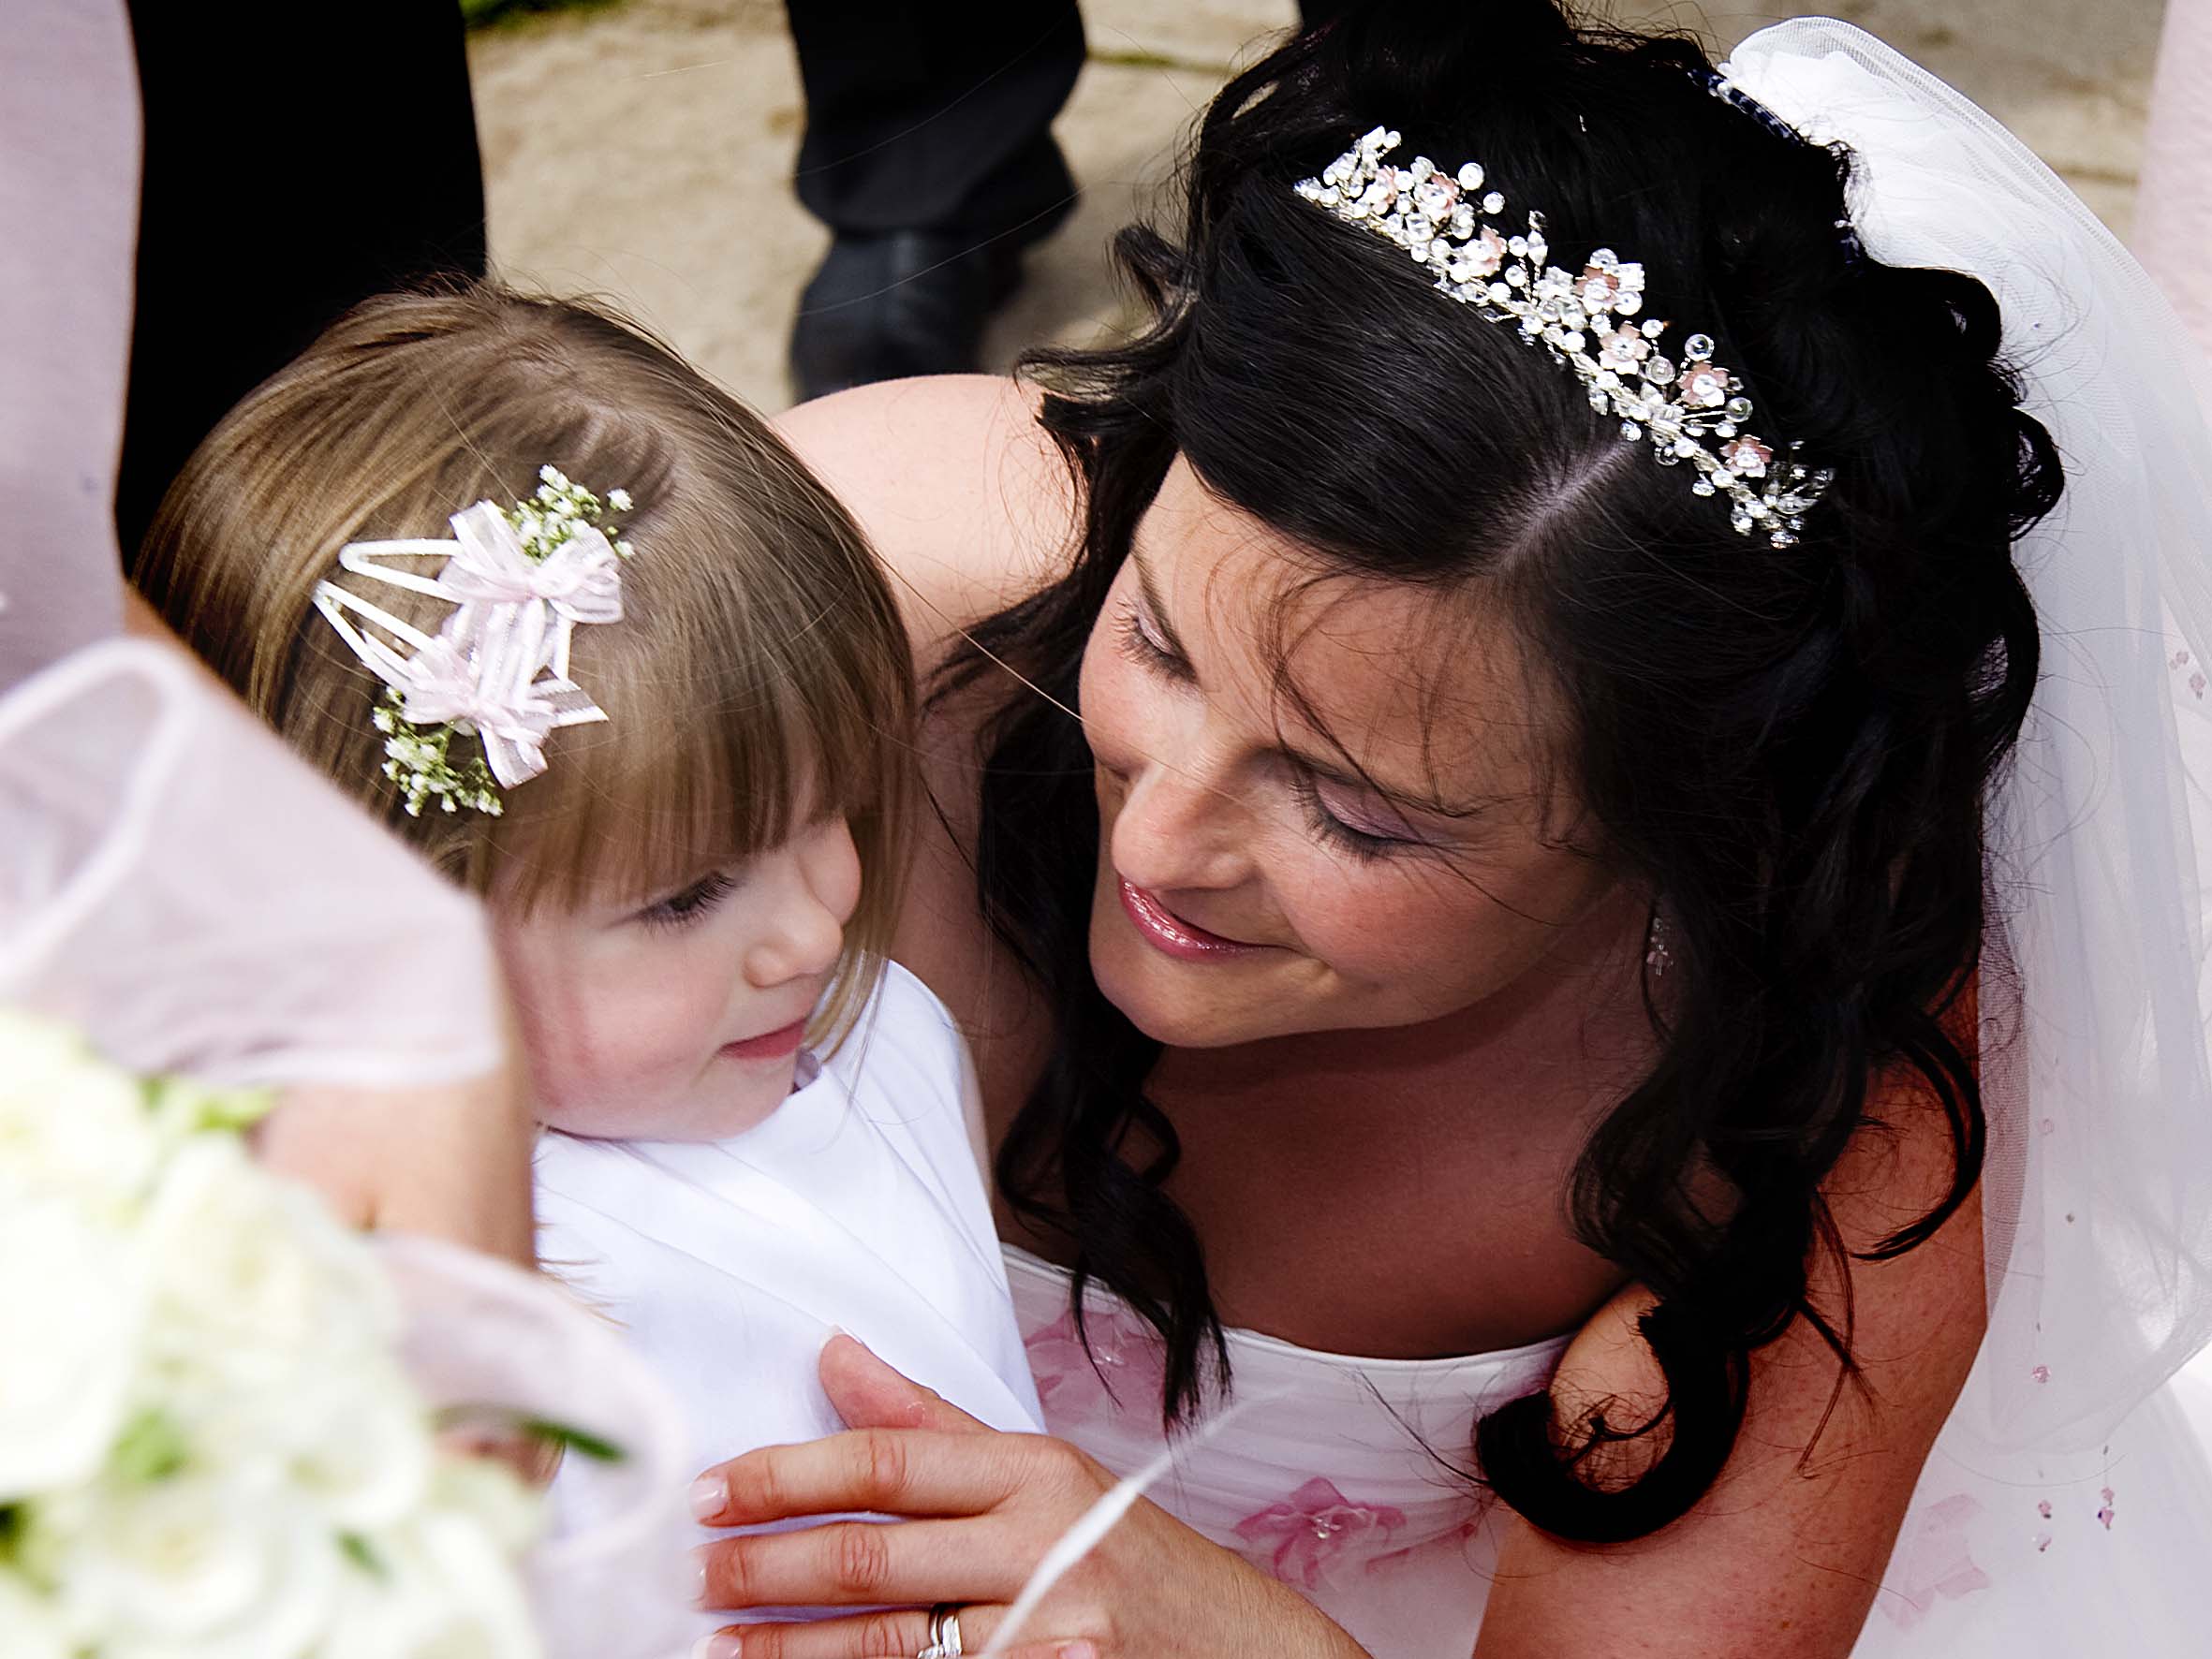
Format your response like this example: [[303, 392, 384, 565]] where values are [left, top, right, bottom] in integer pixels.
[[0, 1010, 159, 1213], [423, 1451, 545, 1561], [54, 1471, 338, 1659], [0, 1567, 70, 1659], [190, 1358, 434, 1534], [139, 1136, 396, 1385], [327, 1508, 542, 1659], [0, 1192, 148, 1502]]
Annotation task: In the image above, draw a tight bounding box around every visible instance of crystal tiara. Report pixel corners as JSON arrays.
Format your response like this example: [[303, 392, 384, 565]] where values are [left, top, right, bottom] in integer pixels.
[[1293, 126, 1833, 548]]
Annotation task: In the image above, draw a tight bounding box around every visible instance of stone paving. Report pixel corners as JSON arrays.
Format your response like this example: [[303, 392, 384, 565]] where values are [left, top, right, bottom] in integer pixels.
[[470, 0, 2169, 413]]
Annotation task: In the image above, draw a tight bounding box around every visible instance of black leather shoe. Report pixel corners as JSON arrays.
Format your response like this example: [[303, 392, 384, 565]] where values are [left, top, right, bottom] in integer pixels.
[[788, 229, 1032, 403]]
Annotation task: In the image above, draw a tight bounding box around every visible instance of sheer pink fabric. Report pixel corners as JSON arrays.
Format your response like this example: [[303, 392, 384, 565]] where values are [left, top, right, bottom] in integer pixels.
[[0, 12, 690, 1655]]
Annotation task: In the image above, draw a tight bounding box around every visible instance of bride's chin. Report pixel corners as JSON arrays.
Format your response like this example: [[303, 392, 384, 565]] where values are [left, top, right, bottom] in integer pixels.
[[1087, 933, 1278, 1050]]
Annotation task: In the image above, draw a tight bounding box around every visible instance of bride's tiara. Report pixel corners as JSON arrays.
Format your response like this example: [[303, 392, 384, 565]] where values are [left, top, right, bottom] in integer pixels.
[[311, 467, 635, 817], [1293, 127, 1833, 549]]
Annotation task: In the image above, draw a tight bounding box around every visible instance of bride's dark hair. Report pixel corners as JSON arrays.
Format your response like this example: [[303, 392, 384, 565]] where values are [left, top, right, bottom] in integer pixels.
[[940, 0, 2057, 1539]]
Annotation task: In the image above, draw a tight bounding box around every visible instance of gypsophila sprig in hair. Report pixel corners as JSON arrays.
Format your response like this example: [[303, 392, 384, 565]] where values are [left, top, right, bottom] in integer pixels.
[[314, 466, 637, 818]]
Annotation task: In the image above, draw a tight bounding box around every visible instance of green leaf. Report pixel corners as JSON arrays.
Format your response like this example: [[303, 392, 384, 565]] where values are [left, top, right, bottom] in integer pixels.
[[518, 1417, 626, 1463], [110, 1409, 190, 1483], [433, 1404, 628, 1464], [339, 1532, 387, 1578]]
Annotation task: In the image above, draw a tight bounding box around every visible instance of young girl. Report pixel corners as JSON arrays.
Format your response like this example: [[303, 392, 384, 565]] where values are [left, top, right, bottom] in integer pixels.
[[130, 285, 1044, 1622]]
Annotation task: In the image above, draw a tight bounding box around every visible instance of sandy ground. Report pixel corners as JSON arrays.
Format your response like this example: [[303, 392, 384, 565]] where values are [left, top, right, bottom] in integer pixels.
[[469, 0, 2169, 413]]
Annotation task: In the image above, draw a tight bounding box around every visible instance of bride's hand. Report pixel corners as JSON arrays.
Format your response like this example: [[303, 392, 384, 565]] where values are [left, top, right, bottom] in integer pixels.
[[689, 1335, 1368, 1659]]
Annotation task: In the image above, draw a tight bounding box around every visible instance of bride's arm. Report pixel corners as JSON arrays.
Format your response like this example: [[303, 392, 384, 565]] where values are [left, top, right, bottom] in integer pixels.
[[776, 375, 1076, 1112], [775, 374, 1081, 679], [1473, 1076, 1986, 1658]]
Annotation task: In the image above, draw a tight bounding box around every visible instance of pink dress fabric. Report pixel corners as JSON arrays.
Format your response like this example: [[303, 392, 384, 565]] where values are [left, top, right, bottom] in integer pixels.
[[1003, 1245, 1566, 1659], [1008, 1244, 2212, 1658]]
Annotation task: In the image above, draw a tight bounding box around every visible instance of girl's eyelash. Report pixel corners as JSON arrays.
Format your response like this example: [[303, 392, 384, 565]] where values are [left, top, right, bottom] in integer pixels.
[[638, 870, 739, 931]]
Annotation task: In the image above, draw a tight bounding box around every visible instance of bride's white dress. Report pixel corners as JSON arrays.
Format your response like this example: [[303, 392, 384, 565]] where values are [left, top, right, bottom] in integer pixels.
[[1009, 1249, 2212, 1657]]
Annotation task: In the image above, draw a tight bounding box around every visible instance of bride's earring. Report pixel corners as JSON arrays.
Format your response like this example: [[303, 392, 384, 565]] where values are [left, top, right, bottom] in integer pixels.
[[1644, 907, 1674, 978]]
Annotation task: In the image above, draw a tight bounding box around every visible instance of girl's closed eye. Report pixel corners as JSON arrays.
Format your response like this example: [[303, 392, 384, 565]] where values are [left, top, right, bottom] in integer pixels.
[[636, 869, 742, 931]]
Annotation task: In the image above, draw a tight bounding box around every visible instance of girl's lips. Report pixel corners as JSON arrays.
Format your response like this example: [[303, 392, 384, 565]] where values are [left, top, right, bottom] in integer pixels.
[[1117, 878, 1266, 962], [719, 1019, 807, 1062]]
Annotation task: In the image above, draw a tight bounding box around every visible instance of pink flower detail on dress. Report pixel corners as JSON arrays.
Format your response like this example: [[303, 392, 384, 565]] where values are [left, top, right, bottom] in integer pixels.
[[2097, 1486, 2116, 1529], [1022, 1304, 1164, 1425], [1878, 1492, 1992, 1630], [1233, 1478, 1408, 1591]]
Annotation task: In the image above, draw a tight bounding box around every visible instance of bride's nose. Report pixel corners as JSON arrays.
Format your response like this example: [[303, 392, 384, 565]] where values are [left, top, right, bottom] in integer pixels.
[[1108, 752, 1247, 893]]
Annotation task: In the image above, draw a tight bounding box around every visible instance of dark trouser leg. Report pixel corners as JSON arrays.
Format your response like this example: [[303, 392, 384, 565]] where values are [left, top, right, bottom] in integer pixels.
[[116, 0, 487, 563], [782, 0, 1084, 399], [786, 0, 1084, 240]]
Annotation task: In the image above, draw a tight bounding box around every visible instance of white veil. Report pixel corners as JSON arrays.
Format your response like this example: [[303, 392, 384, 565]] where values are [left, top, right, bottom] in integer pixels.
[[1724, 18, 2212, 1461]]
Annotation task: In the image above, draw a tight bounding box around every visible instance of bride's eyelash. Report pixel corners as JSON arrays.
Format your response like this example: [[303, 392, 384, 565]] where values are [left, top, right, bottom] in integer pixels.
[[1118, 600, 1418, 860], [638, 870, 739, 932], [1116, 605, 1191, 681], [1292, 773, 1411, 862]]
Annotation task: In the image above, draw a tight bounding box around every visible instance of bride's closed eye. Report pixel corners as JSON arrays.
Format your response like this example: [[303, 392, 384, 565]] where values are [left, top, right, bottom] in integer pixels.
[[636, 869, 742, 932], [1116, 602, 1194, 683], [1293, 771, 1428, 861]]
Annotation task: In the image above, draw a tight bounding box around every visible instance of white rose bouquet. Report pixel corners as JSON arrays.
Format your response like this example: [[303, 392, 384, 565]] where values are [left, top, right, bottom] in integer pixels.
[[0, 1009, 552, 1659]]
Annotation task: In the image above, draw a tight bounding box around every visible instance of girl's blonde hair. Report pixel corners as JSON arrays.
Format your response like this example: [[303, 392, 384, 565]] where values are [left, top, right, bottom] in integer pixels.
[[134, 284, 914, 1048]]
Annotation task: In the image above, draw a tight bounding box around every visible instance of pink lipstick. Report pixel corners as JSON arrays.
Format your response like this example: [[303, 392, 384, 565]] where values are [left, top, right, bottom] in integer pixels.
[[1117, 878, 1264, 962]]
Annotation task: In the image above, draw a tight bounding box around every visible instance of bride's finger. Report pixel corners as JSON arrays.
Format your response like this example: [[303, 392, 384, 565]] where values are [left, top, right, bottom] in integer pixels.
[[722, 1604, 1100, 1659], [693, 1428, 1030, 1527], [698, 1519, 1028, 1610], [711, 1600, 1090, 1659], [700, 1605, 964, 1659]]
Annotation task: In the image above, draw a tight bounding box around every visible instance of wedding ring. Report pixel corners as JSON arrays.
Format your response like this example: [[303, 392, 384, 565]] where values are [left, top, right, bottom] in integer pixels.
[[918, 1602, 965, 1659]]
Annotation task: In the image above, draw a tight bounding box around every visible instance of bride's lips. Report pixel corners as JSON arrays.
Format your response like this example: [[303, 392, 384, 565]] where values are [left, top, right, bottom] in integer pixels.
[[1117, 878, 1266, 962], [719, 1018, 807, 1062]]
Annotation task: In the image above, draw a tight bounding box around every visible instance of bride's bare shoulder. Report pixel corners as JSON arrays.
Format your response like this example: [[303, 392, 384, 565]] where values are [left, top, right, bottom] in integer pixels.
[[774, 374, 1079, 661]]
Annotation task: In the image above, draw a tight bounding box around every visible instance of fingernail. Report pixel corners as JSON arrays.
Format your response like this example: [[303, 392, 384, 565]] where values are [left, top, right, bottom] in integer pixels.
[[1060, 1643, 1099, 1659], [689, 1475, 726, 1522], [690, 1548, 712, 1608], [691, 1635, 743, 1659]]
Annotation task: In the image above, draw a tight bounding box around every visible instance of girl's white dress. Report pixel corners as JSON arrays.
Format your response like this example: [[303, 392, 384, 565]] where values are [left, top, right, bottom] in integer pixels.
[[533, 963, 1044, 1624]]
